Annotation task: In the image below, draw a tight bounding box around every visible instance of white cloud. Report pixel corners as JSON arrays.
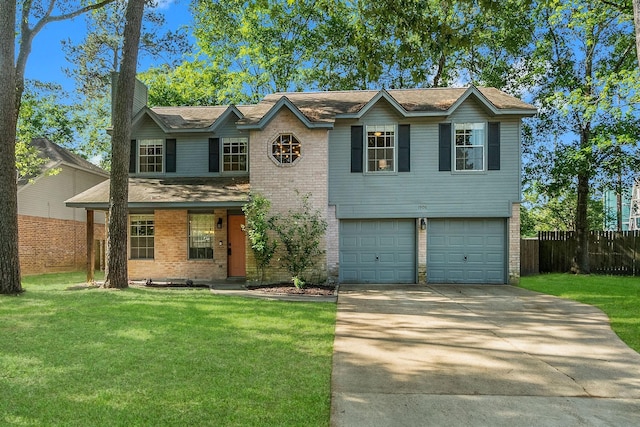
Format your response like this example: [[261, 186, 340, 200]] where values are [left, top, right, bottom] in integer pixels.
[[152, 0, 175, 10]]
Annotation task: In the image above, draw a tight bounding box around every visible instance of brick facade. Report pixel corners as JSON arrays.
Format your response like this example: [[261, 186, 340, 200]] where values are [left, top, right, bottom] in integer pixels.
[[18, 214, 105, 275], [128, 209, 229, 282], [248, 108, 330, 284]]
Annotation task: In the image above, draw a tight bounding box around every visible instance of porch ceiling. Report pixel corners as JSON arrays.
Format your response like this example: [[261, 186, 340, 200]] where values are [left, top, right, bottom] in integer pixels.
[[65, 176, 250, 210]]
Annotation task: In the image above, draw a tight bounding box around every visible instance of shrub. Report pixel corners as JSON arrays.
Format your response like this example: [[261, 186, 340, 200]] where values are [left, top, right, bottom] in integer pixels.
[[271, 192, 327, 288], [242, 193, 278, 284]]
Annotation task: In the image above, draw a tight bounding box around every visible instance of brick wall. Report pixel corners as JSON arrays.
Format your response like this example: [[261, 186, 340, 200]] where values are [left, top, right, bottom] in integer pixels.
[[508, 202, 521, 284], [248, 108, 330, 284], [19, 214, 105, 275], [128, 209, 229, 282], [418, 218, 427, 284]]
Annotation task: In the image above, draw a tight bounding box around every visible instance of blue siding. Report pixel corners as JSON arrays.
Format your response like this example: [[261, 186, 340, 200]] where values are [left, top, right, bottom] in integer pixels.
[[131, 114, 249, 178], [328, 99, 521, 219]]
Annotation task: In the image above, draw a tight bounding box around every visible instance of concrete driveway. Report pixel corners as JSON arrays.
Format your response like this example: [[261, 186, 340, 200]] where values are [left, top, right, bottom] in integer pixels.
[[331, 285, 640, 427]]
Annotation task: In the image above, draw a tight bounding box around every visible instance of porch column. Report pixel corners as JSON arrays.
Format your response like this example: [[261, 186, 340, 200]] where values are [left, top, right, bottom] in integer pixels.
[[86, 209, 95, 283]]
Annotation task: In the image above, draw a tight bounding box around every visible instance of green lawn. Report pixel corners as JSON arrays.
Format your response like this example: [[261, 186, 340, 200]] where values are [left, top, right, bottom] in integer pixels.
[[1, 272, 336, 426], [519, 274, 640, 352]]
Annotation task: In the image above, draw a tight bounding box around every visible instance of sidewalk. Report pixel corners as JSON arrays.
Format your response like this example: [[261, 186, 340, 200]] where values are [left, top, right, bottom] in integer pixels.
[[331, 285, 640, 426]]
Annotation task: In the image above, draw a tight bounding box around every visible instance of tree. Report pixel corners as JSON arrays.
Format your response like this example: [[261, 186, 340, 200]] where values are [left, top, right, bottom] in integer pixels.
[[1, 0, 116, 295], [523, 0, 640, 273], [62, 0, 188, 168], [242, 193, 278, 284], [16, 80, 85, 180], [103, 0, 146, 289]]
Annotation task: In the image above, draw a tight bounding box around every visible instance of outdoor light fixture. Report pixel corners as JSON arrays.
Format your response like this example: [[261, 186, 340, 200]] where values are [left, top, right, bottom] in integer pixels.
[[420, 218, 426, 230], [217, 218, 223, 229]]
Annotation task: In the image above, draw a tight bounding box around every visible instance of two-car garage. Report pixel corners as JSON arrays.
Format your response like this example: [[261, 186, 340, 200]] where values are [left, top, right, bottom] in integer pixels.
[[339, 218, 507, 284]]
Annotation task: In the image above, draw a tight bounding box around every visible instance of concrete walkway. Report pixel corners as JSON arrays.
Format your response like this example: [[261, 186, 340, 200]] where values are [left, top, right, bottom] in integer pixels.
[[331, 285, 640, 427]]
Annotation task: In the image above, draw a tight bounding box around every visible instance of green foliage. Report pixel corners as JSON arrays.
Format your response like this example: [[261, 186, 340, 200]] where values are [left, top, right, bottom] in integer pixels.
[[186, 0, 534, 96], [242, 193, 278, 284], [521, 186, 605, 235], [271, 192, 328, 288], [16, 80, 87, 179], [61, 0, 189, 168]]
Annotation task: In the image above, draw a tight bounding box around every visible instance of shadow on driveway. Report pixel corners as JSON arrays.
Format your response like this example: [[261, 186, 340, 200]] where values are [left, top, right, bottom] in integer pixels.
[[331, 285, 640, 427]]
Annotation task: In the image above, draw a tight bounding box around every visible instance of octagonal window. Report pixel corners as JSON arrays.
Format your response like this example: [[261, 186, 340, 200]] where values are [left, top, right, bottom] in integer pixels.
[[271, 133, 301, 165]]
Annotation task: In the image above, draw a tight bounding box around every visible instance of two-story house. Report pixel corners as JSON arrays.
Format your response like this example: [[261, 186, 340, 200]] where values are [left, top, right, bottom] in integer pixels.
[[67, 82, 536, 285]]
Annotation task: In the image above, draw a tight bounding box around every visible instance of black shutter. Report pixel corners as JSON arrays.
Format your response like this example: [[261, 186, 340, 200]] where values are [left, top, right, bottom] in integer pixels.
[[129, 140, 137, 173], [439, 123, 452, 171], [209, 138, 220, 172], [487, 122, 500, 171], [166, 139, 176, 173], [351, 126, 363, 173], [398, 124, 410, 172]]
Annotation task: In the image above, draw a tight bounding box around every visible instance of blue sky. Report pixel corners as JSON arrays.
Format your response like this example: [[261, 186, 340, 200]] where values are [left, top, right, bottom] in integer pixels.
[[25, 0, 192, 94]]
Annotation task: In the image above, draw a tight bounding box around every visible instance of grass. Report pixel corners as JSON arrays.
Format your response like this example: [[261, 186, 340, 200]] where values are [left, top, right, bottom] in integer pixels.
[[1, 272, 336, 426], [519, 274, 640, 352]]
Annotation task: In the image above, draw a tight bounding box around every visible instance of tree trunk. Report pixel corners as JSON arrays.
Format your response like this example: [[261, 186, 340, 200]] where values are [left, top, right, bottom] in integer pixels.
[[0, 2, 23, 294], [573, 172, 590, 274], [634, 0, 640, 68], [104, 0, 145, 289]]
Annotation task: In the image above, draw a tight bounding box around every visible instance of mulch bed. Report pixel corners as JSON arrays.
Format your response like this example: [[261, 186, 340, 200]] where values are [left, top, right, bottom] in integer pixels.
[[246, 283, 336, 296]]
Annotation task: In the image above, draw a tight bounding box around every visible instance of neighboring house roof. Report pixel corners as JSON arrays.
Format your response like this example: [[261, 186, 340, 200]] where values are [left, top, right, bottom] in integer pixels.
[[18, 138, 108, 189], [66, 177, 250, 210], [236, 86, 538, 130]]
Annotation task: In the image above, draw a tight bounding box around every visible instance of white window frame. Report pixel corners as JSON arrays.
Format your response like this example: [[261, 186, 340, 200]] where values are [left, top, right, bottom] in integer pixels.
[[222, 137, 248, 172], [271, 133, 301, 165], [366, 125, 396, 173], [454, 123, 485, 172], [188, 213, 215, 260], [138, 139, 164, 173], [129, 214, 154, 260]]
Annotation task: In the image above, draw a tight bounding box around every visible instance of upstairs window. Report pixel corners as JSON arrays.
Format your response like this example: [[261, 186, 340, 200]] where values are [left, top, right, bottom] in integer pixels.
[[272, 134, 301, 165], [139, 139, 163, 173], [454, 123, 485, 171], [367, 125, 395, 172], [223, 137, 248, 172]]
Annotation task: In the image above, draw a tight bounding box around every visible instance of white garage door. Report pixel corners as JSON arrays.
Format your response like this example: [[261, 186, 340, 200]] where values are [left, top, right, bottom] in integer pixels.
[[340, 219, 416, 284], [428, 219, 506, 284]]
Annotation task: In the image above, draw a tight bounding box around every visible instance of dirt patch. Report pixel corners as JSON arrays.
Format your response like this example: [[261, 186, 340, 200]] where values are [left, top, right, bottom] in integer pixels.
[[247, 283, 336, 296]]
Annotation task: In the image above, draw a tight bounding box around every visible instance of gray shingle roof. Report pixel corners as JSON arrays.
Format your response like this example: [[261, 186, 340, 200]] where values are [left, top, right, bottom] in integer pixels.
[[66, 176, 250, 209], [18, 138, 107, 187], [140, 87, 536, 131]]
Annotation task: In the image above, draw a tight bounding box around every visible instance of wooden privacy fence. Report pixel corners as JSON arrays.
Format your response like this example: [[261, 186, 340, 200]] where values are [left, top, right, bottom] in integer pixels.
[[521, 231, 640, 276]]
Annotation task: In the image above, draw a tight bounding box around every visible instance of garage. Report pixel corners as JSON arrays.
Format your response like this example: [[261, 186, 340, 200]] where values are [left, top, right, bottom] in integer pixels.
[[427, 218, 506, 284], [340, 219, 416, 283]]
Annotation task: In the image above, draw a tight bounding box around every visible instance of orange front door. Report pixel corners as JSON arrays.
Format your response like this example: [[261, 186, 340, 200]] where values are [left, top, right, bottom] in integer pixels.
[[227, 215, 246, 277]]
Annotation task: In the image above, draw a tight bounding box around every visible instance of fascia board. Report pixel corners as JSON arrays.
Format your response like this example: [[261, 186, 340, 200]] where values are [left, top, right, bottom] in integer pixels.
[[132, 107, 172, 133], [208, 105, 244, 133], [236, 96, 335, 130], [448, 86, 500, 116], [350, 89, 408, 119]]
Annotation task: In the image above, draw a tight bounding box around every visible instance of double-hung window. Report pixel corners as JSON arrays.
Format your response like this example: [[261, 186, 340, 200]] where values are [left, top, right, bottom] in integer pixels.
[[130, 214, 154, 259], [139, 139, 164, 173], [223, 137, 248, 172], [366, 125, 395, 172], [188, 213, 214, 259], [454, 123, 485, 171]]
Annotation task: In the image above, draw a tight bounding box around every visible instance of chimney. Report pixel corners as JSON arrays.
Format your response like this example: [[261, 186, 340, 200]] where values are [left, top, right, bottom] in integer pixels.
[[110, 72, 148, 126]]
